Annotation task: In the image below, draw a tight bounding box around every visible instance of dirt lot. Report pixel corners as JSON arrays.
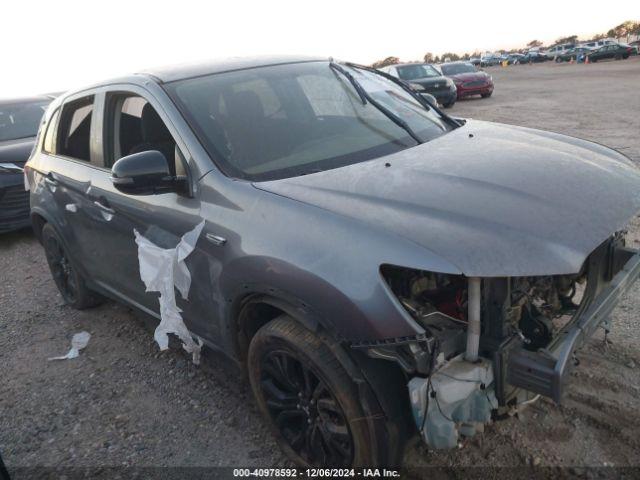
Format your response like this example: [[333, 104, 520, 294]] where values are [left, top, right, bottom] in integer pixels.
[[2, 57, 640, 476]]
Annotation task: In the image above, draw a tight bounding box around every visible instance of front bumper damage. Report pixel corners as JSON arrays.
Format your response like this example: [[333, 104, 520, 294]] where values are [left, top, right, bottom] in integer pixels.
[[356, 239, 640, 450], [506, 244, 640, 403]]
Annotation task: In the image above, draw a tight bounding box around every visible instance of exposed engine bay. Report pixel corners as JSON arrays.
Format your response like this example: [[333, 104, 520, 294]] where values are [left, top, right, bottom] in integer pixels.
[[362, 235, 635, 449]]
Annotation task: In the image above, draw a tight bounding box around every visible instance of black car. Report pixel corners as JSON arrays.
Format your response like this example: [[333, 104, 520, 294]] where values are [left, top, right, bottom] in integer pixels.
[[587, 44, 633, 62], [522, 51, 548, 63], [1, 95, 54, 233], [380, 63, 457, 108]]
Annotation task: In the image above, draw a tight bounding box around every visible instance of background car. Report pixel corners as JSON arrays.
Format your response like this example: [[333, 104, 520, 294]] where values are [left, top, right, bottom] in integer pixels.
[[587, 43, 633, 62], [618, 42, 639, 55], [522, 51, 549, 63], [0, 95, 55, 233], [379, 63, 457, 108], [480, 53, 501, 67], [507, 53, 526, 64], [546, 42, 576, 60], [439, 61, 494, 99], [555, 46, 593, 62]]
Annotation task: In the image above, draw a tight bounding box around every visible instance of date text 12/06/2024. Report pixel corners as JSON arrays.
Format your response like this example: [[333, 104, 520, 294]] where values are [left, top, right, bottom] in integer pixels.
[[233, 468, 401, 477]]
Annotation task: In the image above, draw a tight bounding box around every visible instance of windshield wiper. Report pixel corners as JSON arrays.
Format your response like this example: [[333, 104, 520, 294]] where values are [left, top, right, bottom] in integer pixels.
[[344, 62, 463, 129], [329, 62, 368, 106], [329, 61, 423, 144]]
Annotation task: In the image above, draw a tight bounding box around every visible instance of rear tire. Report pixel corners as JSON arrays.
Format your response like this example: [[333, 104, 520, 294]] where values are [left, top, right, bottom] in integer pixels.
[[442, 100, 455, 109], [42, 223, 104, 309], [248, 315, 399, 467]]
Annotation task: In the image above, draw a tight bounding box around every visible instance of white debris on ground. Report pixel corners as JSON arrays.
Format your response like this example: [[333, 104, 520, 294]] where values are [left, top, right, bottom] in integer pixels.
[[134, 221, 205, 364], [48, 331, 91, 361]]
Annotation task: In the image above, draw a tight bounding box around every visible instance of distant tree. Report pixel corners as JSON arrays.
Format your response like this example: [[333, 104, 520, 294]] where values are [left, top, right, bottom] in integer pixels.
[[607, 28, 616, 38], [441, 52, 461, 62], [615, 20, 639, 41], [433, 55, 441, 63], [423, 52, 434, 63], [555, 34, 578, 45], [592, 32, 607, 41], [461, 52, 471, 60], [371, 56, 400, 68], [527, 39, 543, 48]]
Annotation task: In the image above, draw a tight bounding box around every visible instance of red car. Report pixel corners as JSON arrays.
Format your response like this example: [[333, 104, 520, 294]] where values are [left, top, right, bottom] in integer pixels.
[[439, 61, 494, 99]]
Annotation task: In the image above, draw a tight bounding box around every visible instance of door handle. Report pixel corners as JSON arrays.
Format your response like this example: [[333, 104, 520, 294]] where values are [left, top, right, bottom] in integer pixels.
[[93, 200, 115, 215], [44, 176, 58, 186]]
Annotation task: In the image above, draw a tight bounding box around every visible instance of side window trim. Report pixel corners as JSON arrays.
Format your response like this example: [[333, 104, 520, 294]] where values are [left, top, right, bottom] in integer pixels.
[[103, 88, 190, 172], [42, 108, 60, 154]]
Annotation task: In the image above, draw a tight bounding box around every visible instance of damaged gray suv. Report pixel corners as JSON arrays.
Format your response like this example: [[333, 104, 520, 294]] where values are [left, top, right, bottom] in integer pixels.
[[26, 56, 640, 467]]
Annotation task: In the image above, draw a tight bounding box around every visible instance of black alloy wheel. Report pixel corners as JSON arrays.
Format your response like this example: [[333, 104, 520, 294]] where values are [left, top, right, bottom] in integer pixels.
[[260, 349, 353, 466], [44, 231, 79, 304]]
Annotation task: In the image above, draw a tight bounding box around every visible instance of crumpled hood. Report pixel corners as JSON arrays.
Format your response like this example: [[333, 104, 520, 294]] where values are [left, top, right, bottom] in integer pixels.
[[254, 120, 640, 277], [0, 137, 36, 165]]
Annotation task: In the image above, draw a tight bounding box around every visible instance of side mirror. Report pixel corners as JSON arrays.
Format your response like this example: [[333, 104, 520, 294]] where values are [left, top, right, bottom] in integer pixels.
[[111, 150, 185, 195], [420, 93, 438, 107]]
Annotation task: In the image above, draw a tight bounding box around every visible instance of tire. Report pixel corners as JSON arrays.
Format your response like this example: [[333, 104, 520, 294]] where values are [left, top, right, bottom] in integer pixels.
[[615, 54, 622, 60], [248, 315, 398, 467], [42, 223, 104, 309], [481, 92, 493, 98], [442, 100, 455, 109]]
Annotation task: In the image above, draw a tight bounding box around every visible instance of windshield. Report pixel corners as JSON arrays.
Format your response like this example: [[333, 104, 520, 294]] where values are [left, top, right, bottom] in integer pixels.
[[395, 64, 440, 81], [166, 61, 452, 181], [0, 100, 49, 142], [440, 63, 477, 75]]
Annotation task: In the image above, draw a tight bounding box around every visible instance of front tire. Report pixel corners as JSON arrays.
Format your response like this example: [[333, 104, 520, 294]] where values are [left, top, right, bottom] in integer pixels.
[[481, 92, 493, 98], [248, 316, 395, 467], [42, 223, 103, 309]]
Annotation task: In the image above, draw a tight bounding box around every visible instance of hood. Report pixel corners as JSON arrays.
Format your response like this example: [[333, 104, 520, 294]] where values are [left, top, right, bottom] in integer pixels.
[[412, 76, 451, 88], [254, 120, 640, 277], [448, 71, 489, 82], [0, 137, 36, 165]]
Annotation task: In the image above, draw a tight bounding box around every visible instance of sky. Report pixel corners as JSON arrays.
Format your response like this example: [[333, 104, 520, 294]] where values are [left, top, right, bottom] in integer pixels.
[[2, 0, 637, 98]]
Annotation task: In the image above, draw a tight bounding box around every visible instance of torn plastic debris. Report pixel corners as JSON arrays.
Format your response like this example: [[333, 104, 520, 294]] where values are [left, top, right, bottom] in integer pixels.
[[48, 331, 91, 361], [134, 221, 205, 364]]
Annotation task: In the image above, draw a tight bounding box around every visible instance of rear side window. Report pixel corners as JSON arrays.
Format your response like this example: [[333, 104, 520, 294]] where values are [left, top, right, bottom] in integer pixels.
[[58, 96, 94, 162], [42, 109, 60, 154]]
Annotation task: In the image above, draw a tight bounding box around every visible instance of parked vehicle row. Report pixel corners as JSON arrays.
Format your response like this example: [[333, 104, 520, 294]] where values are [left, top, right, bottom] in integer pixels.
[[381, 61, 493, 105]]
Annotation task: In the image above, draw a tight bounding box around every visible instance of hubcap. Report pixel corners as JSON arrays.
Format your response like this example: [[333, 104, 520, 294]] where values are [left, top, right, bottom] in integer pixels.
[[260, 350, 353, 466]]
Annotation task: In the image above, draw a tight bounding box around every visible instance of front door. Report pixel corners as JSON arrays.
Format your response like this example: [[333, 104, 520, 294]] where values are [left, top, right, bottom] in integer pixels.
[[82, 89, 220, 343]]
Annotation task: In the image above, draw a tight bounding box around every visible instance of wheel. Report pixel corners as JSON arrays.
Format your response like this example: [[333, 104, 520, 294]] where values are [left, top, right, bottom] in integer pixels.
[[481, 92, 493, 98], [248, 315, 396, 467], [442, 100, 455, 108], [614, 54, 622, 60], [42, 223, 104, 309]]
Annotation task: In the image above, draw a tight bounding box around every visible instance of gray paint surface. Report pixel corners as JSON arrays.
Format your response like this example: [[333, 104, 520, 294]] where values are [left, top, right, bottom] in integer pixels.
[[255, 119, 640, 277]]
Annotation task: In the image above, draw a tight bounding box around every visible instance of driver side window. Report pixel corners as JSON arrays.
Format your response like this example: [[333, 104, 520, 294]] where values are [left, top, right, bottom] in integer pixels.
[[105, 93, 186, 177]]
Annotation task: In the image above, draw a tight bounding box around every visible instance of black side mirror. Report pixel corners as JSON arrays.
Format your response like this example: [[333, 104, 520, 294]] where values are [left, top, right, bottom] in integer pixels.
[[111, 150, 185, 195]]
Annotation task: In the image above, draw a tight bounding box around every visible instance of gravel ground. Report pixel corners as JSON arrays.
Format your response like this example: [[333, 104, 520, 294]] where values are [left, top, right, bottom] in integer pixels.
[[2, 57, 640, 476]]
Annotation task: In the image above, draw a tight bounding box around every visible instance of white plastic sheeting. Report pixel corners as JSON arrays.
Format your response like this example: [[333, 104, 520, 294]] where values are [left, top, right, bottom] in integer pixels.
[[134, 221, 205, 364], [48, 331, 91, 361]]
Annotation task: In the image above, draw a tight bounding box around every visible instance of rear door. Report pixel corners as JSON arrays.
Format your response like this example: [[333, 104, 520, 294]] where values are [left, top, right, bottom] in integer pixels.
[[35, 92, 118, 280]]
